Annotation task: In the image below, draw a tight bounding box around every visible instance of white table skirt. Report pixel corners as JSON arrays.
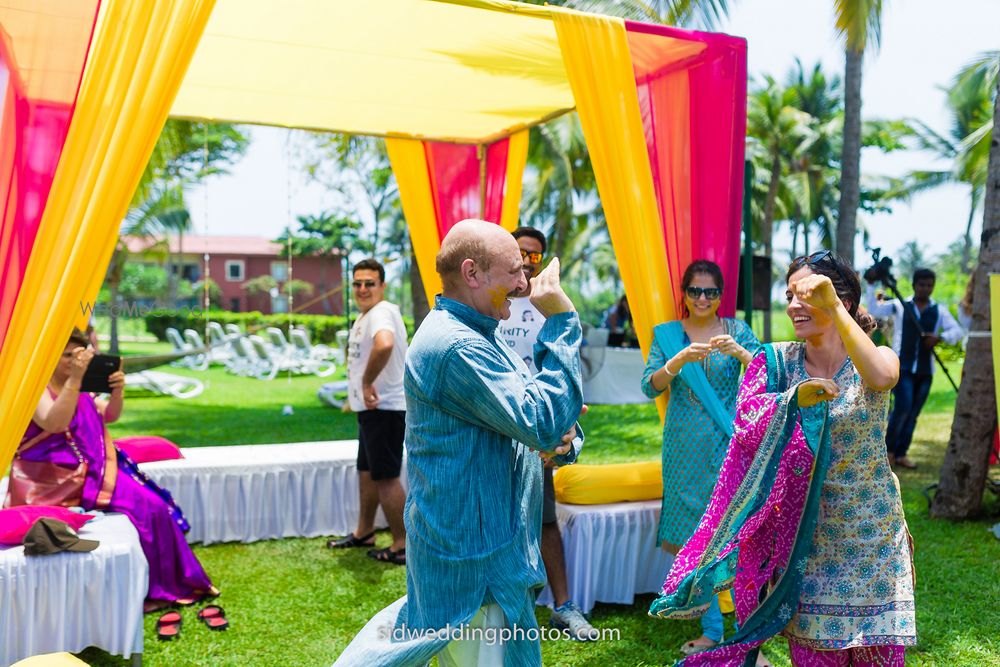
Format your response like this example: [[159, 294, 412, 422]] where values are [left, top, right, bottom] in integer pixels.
[[138, 440, 396, 545], [537, 499, 673, 614], [582, 347, 652, 405], [0, 512, 146, 666]]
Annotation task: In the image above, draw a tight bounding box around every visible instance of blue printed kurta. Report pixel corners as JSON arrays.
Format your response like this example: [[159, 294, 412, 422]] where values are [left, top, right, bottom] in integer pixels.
[[334, 296, 584, 667], [641, 318, 760, 546]]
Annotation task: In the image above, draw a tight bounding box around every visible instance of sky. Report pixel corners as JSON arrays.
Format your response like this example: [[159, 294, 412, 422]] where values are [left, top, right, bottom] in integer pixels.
[[184, 0, 999, 269]]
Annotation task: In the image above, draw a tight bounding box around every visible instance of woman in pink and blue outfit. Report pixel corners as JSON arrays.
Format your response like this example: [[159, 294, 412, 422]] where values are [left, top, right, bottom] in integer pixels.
[[651, 251, 916, 666]]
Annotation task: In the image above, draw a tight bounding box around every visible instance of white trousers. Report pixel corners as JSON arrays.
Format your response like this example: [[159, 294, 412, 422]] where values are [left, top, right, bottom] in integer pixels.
[[437, 603, 507, 667]]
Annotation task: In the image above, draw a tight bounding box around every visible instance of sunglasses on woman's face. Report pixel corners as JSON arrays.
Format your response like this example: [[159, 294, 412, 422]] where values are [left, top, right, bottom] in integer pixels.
[[796, 250, 852, 289], [520, 249, 543, 264], [685, 287, 721, 300]]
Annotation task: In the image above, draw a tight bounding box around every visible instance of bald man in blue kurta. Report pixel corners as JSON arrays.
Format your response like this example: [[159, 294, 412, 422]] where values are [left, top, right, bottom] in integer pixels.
[[335, 220, 584, 666]]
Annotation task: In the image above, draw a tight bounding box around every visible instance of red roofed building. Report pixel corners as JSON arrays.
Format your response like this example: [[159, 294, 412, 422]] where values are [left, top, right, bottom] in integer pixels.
[[124, 235, 344, 315]]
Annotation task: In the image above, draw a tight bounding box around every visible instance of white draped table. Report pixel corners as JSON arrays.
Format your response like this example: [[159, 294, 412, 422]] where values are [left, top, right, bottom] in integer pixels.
[[537, 499, 673, 613], [581, 347, 652, 405], [0, 512, 146, 666], [138, 440, 391, 545]]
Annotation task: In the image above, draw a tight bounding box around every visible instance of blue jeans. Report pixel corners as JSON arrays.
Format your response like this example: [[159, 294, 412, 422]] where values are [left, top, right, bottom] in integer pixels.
[[886, 370, 933, 458]]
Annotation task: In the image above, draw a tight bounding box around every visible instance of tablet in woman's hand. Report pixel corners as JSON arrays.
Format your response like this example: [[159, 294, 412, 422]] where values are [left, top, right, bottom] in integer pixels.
[[80, 354, 121, 393]]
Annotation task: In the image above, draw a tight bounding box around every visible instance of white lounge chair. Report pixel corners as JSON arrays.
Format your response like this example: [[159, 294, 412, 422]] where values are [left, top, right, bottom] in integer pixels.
[[317, 380, 349, 409], [289, 328, 337, 377], [205, 321, 235, 365], [248, 334, 285, 381], [182, 329, 210, 371], [126, 370, 204, 399]]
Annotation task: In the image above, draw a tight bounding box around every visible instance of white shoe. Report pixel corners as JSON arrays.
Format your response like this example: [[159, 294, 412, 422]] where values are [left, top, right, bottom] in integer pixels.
[[550, 601, 600, 641]]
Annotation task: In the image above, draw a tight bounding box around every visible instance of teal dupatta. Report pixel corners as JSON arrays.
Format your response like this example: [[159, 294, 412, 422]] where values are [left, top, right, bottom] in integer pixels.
[[653, 321, 736, 438], [649, 344, 833, 667]]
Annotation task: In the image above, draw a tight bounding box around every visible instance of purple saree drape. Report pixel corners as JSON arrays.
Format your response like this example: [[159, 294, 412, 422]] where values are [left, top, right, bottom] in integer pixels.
[[12, 392, 213, 604]]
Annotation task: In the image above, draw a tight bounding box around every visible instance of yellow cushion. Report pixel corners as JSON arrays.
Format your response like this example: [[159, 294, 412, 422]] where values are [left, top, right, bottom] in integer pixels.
[[12, 654, 88, 666], [553, 461, 662, 504]]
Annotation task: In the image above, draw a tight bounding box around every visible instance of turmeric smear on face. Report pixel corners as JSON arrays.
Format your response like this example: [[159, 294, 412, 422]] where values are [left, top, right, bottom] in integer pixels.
[[488, 286, 508, 311]]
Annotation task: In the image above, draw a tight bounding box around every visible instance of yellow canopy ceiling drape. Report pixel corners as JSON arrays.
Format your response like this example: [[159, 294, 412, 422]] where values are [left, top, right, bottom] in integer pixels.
[[0, 0, 216, 473], [0, 0, 747, 474]]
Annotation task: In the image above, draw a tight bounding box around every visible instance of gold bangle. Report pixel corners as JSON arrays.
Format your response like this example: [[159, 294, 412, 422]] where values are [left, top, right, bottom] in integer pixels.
[[663, 363, 677, 377]]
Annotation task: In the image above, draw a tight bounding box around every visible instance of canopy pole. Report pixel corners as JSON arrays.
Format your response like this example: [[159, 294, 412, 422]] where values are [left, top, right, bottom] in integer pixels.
[[478, 143, 487, 219], [742, 159, 754, 328]]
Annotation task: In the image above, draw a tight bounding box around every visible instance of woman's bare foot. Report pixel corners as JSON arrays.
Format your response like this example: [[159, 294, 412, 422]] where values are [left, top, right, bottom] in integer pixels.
[[756, 651, 772, 667], [680, 635, 718, 656]]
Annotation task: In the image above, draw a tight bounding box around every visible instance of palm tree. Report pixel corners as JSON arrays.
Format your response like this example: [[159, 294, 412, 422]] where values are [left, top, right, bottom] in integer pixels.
[[107, 184, 188, 353], [746, 76, 815, 340], [833, 0, 885, 265], [521, 115, 602, 267], [899, 52, 997, 273], [567, 0, 734, 30], [105, 121, 247, 351], [932, 57, 1000, 520]]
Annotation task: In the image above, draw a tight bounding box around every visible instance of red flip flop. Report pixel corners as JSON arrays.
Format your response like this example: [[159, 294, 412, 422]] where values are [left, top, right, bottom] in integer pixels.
[[197, 605, 229, 631], [156, 611, 183, 641]]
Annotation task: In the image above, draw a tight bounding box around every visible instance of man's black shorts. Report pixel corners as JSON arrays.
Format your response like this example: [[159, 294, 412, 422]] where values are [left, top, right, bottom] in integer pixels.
[[356, 409, 406, 481]]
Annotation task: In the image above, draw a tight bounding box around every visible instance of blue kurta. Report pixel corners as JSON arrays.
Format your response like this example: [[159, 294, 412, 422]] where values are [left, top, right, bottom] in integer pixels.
[[335, 296, 584, 667], [640, 317, 760, 546]]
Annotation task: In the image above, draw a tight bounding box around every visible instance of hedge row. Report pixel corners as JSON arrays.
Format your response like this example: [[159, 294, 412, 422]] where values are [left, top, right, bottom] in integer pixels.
[[144, 310, 415, 344]]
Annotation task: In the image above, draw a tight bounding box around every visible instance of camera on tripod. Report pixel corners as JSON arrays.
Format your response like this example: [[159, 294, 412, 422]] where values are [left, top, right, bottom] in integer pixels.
[[863, 248, 895, 286]]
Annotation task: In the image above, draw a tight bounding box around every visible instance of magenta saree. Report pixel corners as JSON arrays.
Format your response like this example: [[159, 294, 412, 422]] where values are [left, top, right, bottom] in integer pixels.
[[10, 392, 213, 605], [649, 345, 833, 666]]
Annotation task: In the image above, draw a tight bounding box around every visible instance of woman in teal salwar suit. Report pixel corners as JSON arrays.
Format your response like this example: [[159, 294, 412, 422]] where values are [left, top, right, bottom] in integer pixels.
[[640, 260, 761, 657]]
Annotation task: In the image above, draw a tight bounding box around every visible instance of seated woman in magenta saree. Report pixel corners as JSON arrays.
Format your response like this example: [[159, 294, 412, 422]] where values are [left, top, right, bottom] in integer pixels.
[[650, 252, 915, 667], [8, 329, 216, 608]]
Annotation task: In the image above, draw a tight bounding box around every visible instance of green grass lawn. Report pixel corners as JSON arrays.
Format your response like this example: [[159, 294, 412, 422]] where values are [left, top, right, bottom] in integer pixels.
[[76, 354, 1000, 666]]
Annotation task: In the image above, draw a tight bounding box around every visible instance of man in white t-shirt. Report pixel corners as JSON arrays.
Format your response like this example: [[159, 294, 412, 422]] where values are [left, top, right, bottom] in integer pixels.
[[497, 227, 599, 641], [328, 258, 409, 565]]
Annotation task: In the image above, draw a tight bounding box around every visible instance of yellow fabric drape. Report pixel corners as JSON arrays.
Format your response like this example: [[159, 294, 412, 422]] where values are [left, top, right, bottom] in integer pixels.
[[500, 129, 529, 232], [0, 0, 216, 474], [385, 138, 445, 306], [387, 131, 531, 307], [551, 9, 675, 420]]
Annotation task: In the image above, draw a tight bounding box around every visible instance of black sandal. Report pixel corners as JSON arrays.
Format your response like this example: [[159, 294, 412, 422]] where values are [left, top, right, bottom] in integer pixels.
[[367, 546, 406, 565], [326, 531, 376, 549]]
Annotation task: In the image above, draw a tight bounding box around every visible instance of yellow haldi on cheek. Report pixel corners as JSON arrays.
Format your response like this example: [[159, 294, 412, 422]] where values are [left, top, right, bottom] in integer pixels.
[[488, 286, 508, 311]]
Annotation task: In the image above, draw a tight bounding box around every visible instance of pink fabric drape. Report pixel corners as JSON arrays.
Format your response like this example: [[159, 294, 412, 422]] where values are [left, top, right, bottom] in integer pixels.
[[423, 137, 512, 240], [0, 7, 100, 347], [625, 22, 747, 318]]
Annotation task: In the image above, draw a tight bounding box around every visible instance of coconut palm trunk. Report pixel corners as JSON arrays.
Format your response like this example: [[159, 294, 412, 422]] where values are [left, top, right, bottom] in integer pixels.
[[931, 73, 1000, 520], [836, 47, 863, 265], [761, 155, 781, 342], [410, 245, 430, 329], [961, 189, 980, 274]]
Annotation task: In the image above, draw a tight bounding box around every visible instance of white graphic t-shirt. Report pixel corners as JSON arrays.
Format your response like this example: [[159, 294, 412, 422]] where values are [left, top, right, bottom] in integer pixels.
[[497, 296, 545, 374], [347, 300, 408, 412]]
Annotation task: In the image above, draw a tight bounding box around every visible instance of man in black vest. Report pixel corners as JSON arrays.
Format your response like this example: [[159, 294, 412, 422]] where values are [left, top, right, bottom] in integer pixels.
[[866, 268, 962, 468]]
